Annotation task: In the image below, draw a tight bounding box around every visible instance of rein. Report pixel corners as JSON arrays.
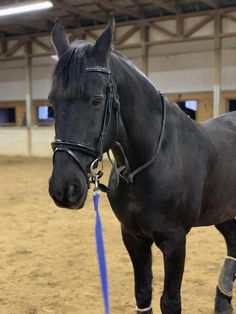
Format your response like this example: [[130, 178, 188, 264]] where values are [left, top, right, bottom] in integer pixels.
[[115, 93, 166, 184]]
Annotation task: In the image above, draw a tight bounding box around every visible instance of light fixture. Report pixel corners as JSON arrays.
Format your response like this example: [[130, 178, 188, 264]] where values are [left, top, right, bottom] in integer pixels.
[[0, 1, 53, 17]]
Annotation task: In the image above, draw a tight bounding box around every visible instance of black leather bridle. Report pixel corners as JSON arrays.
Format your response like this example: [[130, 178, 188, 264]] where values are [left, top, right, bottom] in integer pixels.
[[51, 65, 166, 190], [51, 66, 120, 187]]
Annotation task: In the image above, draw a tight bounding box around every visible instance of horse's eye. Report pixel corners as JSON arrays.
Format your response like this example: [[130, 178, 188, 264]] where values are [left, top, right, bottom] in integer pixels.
[[92, 96, 103, 108]]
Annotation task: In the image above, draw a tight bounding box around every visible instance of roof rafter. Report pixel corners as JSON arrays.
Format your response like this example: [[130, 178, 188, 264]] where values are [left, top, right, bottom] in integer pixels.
[[14, 19, 50, 31], [31, 37, 52, 52], [115, 25, 140, 45], [183, 13, 214, 37], [52, 0, 106, 23], [151, 0, 180, 14], [200, 0, 219, 9], [0, 24, 27, 34], [150, 22, 177, 37], [221, 12, 236, 23], [130, 0, 145, 17], [5, 39, 25, 56], [96, 0, 142, 18]]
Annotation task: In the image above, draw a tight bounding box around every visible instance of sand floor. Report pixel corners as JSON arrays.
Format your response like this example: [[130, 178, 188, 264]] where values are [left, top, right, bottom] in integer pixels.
[[0, 157, 233, 314]]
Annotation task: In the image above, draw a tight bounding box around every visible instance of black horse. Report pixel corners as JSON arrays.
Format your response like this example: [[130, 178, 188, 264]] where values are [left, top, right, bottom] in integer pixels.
[[48, 17, 236, 314]]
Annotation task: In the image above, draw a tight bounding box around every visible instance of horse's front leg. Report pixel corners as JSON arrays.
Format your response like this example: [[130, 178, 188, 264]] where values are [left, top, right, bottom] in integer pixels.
[[155, 231, 186, 314], [121, 226, 153, 314]]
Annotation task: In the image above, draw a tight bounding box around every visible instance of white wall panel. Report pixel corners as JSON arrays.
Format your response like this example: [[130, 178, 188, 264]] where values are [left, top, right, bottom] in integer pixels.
[[149, 27, 170, 41], [0, 80, 25, 100], [222, 17, 236, 34], [148, 49, 236, 93], [0, 48, 235, 102], [0, 128, 28, 156], [149, 68, 214, 93], [31, 128, 54, 157]]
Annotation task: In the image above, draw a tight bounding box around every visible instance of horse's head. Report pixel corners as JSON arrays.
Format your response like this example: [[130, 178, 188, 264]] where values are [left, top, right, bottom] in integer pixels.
[[48, 17, 118, 209]]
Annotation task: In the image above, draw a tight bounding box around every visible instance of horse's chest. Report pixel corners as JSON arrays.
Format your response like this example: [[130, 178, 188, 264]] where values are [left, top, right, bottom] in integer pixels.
[[108, 187, 144, 232], [107, 178, 170, 235]]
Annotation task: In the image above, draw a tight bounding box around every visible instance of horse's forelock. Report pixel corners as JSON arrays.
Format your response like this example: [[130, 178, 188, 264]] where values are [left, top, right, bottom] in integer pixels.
[[50, 42, 94, 100]]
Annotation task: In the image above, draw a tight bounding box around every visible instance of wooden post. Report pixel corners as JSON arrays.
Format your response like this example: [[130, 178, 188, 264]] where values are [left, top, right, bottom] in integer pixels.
[[213, 13, 221, 117], [25, 40, 32, 156], [141, 25, 148, 76], [177, 15, 183, 38]]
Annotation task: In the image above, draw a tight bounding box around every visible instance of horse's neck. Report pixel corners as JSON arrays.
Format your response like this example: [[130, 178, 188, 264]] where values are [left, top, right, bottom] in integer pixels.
[[111, 55, 164, 170]]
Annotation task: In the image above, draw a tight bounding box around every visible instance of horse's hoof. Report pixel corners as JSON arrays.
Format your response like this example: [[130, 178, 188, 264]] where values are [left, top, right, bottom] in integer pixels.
[[215, 287, 233, 314]]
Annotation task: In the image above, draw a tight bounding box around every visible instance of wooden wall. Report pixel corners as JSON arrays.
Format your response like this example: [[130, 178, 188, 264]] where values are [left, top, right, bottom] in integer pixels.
[[167, 90, 236, 122], [0, 92, 236, 157], [0, 91, 236, 128]]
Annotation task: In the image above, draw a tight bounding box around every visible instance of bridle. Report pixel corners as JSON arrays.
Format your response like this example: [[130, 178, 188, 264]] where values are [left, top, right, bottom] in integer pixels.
[[51, 65, 166, 190], [51, 66, 120, 188]]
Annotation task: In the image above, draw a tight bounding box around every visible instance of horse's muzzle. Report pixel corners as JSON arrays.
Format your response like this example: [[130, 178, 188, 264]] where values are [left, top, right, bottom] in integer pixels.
[[48, 179, 87, 210]]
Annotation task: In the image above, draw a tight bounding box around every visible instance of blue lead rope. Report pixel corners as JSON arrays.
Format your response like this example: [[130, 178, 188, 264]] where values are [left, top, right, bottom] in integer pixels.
[[93, 191, 110, 314]]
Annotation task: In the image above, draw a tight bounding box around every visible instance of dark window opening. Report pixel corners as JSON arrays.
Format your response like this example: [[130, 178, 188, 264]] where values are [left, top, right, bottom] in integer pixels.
[[37, 105, 54, 124], [0, 108, 16, 124], [177, 100, 197, 120], [228, 100, 236, 112]]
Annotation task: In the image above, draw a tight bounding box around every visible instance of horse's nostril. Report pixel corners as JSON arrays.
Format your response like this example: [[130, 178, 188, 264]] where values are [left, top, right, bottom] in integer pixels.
[[68, 184, 75, 195], [49, 180, 64, 202], [53, 191, 64, 202], [67, 184, 78, 202]]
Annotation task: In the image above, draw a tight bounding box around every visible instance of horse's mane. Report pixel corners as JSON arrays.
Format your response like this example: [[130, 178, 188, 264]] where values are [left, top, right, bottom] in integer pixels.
[[49, 40, 160, 101], [112, 49, 160, 92]]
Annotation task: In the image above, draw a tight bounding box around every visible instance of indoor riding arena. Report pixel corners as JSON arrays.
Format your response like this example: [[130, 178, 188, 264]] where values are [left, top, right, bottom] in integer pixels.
[[1, 1, 236, 314]]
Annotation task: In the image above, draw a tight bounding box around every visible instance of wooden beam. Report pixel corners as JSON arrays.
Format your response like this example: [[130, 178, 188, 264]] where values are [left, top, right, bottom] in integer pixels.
[[5, 39, 25, 56], [62, 18, 81, 28], [222, 12, 236, 24], [86, 30, 99, 40], [14, 19, 49, 31], [173, 0, 182, 13], [130, 0, 146, 18], [96, 3, 109, 16], [25, 40, 33, 154], [31, 38, 52, 52], [97, 0, 142, 18], [213, 13, 221, 117], [151, 0, 180, 14], [1, 7, 236, 44], [200, 0, 219, 9], [176, 14, 184, 37], [0, 25, 26, 34], [115, 25, 140, 45], [1, 39, 7, 55], [52, 0, 106, 23], [183, 13, 214, 38], [150, 22, 176, 37]]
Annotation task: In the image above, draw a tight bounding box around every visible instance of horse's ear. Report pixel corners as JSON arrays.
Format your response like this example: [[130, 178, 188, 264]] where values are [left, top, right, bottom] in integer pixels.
[[51, 18, 70, 58], [93, 14, 115, 58]]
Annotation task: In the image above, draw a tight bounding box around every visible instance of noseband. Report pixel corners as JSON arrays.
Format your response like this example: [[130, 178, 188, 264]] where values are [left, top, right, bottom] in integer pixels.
[[51, 66, 120, 187]]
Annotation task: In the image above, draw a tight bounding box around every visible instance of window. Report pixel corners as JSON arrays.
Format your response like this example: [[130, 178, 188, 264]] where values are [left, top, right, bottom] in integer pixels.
[[228, 100, 236, 112], [37, 105, 54, 125], [0, 108, 16, 125], [177, 100, 198, 120]]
